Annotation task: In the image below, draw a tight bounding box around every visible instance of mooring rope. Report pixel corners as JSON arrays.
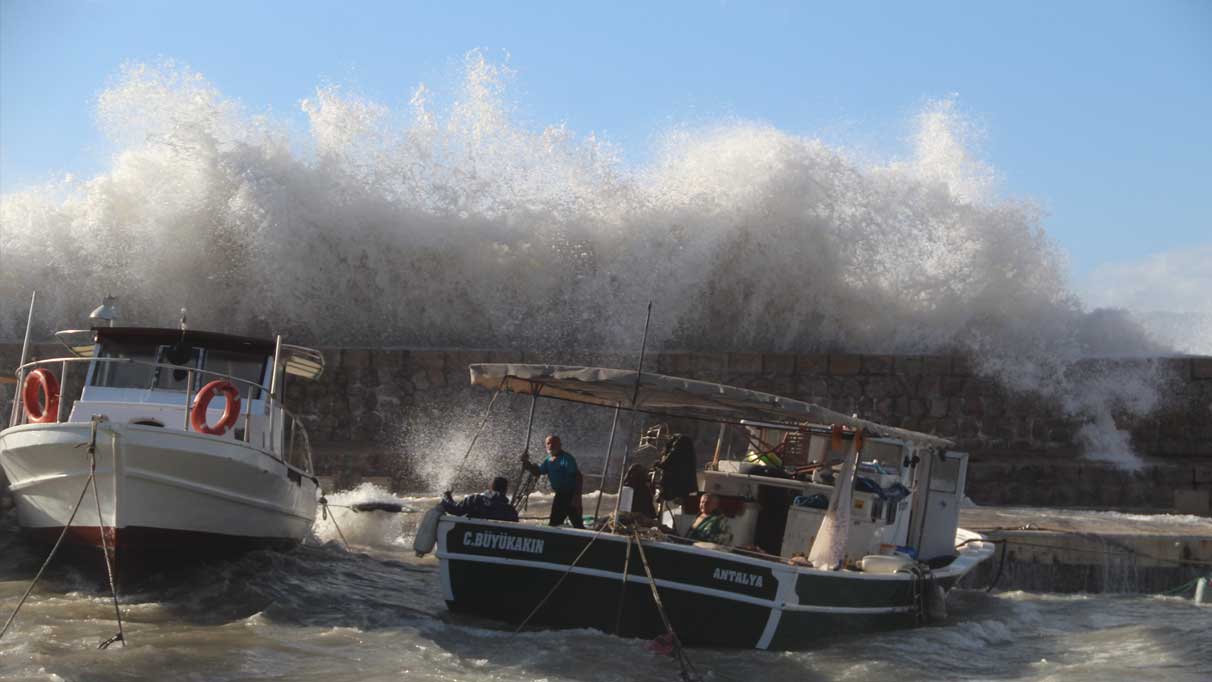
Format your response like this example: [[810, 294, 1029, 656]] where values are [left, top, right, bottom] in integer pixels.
[[614, 534, 633, 636], [513, 531, 604, 634], [319, 497, 350, 550], [89, 422, 125, 648], [630, 529, 702, 682], [0, 467, 95, 641], [451, 380, 506, 486]]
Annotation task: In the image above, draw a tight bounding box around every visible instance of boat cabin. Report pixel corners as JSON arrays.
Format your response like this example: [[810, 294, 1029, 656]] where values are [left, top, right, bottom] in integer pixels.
[[15, 325, 323, 473], [658, 419, 970, 565]]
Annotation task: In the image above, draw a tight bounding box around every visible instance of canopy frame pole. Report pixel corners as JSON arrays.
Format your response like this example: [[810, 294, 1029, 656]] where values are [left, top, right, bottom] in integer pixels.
[[512, 383, 542, 509], [611, 302, 653, 521], [709, 422, 728, 471], [591, 404, 622, 522]]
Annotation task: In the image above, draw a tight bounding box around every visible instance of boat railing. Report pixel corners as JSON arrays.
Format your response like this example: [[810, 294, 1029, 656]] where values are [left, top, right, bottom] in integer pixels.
[[7, 356, 316, 474]]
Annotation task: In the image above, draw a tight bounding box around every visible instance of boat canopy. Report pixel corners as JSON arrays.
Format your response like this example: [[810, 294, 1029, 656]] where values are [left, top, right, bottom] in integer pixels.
[[469, 363, 954, 448]]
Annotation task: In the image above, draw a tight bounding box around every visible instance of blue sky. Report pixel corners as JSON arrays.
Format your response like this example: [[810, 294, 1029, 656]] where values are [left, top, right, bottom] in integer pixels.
[[2, 0, 1209, 283]]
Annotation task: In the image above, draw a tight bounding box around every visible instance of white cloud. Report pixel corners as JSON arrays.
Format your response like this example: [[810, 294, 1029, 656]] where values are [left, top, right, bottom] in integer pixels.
[[1080, 244, 1212, 355], [1081, 244, 1212, 314]]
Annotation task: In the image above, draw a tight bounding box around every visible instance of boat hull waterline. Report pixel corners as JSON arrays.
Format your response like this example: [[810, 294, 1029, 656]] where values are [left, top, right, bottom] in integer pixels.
[[436, 517, 993, 650], [0, 421, 317, 572]]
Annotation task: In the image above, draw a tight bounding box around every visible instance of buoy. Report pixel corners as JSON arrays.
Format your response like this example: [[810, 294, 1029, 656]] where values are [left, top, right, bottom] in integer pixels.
[[413, 504, 443, 557], [1196, 577, 1209, 606], [860, 554, 915, 574]]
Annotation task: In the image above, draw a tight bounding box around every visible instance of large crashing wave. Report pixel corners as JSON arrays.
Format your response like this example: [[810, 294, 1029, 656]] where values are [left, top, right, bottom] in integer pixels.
[[0, 53, 1172, 467]]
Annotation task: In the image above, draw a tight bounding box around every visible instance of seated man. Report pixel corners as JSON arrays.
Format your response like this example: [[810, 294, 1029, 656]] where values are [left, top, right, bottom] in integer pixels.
[[685, 493, 732, 545], [442, 476, 519, 522]]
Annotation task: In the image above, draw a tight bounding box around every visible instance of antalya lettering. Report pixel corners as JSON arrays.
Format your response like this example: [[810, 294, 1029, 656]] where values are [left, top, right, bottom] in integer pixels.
[[463, 530, 545, 554], [712, 567, 764, 588]]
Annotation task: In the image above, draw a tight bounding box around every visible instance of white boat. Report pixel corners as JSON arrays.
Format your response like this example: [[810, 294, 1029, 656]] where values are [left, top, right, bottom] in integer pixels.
[[0, 302, 324, 575], [429, 364, 996, 650]]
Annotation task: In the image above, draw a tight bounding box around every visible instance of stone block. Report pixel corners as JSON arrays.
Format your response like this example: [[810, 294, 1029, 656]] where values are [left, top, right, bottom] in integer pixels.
[[928, 398, 948, 418], [763, 353, 796, 376], [942, 377, 967, 397], [1174, 489, 1210, 516], [372, 349, 407, 369], [950, 355, 973, 376], [428, 368, 446, 387], [922, 356, 950, 375], [862, 355, 894, 375], [865, 377, 902, 398], [797, 353, 829, 375], [411, 351, 445, 370], [1192, 358, 1212, 380], [728, 352, 763, 374], [894, 356, 923, 375], [341, 349, 372, 369], [829, 354, 862, 375], [690, 353, 727, 378], [658, 352, 692, 375], [798, 377, 829, 398], [488, 350, 524, 364]]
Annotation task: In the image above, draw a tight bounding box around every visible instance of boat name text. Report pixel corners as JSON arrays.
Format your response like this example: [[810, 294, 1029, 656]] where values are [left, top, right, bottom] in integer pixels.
[[713, 567, 764, 588], [463, 531, 544, 554]]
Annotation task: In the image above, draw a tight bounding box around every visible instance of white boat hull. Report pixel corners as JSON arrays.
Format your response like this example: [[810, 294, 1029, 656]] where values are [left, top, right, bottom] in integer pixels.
[[0, 421, 317, 570]]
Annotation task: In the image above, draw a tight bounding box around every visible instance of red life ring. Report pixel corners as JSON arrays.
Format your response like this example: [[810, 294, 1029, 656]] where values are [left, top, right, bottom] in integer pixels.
[[22, 368, 61, 424], [190, 380, 242, 436]]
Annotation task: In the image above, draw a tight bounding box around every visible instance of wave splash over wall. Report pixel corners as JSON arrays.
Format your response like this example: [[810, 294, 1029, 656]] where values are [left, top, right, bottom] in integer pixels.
[[0, 54, 1172, 467]]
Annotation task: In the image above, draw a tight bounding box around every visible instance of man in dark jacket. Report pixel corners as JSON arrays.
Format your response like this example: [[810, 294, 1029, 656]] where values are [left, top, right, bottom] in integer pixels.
[[521, 434, 584, 528], [442, 476, 519, 522]]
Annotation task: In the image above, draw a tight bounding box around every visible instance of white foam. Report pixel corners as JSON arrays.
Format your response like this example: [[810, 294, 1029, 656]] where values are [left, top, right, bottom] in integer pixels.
[[0, 54, 1177, 469]]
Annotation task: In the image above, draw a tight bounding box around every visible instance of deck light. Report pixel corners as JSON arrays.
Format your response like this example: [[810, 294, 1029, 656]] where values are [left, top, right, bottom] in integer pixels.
[[88, 296, 117, 327]]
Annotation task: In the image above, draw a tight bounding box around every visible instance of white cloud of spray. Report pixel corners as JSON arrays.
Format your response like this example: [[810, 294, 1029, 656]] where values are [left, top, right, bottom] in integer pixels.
[[0, 53, 1181, 470]]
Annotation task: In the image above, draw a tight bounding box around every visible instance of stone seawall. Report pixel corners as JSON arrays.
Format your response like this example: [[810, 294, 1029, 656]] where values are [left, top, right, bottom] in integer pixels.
[[2, 345, 1210, 510]]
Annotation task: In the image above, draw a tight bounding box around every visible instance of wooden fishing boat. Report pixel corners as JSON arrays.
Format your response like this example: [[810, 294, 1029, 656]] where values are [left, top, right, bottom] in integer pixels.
[[427, 363, 996, 650]]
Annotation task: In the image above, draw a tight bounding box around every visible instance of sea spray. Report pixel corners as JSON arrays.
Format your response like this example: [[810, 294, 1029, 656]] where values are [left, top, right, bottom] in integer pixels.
[[0, 52, 1174, 470]]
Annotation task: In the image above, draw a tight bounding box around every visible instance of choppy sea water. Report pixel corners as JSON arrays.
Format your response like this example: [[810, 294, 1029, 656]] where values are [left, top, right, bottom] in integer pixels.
[[2, 489, 1209, 682]]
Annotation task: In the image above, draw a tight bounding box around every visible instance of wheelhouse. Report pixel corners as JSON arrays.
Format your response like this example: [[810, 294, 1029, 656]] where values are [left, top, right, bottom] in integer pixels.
[[10, 326, 324, 474]]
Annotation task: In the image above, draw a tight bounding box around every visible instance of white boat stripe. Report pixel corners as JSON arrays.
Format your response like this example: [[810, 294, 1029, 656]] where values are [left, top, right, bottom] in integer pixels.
[[439, 551, 915, 615]]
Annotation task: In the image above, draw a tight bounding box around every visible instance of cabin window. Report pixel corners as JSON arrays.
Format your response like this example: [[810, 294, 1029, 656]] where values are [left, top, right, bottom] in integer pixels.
[[151, 345, 203, 391], [204, 350, 267, 399], [930, 455, 962, 493], [91, 341, 157, 388]]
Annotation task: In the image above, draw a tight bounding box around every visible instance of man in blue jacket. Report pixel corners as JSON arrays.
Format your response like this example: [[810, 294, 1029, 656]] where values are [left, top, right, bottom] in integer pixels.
[[442, 476, 519, 522], [521, 434, 584, 528]]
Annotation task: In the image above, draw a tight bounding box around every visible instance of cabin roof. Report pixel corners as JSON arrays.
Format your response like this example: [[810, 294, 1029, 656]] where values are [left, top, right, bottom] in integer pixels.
[[53, 327, 326, 380], [95, 327, 276, 354]]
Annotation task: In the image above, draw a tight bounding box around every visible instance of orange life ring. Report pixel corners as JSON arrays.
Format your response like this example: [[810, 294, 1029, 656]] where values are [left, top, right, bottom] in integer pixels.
[[190, 380, 242, 435], [22, 368, 60, 424]]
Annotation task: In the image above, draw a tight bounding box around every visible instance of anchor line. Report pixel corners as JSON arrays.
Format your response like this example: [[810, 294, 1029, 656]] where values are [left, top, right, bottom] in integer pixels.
[[630, 529, 702, 682]]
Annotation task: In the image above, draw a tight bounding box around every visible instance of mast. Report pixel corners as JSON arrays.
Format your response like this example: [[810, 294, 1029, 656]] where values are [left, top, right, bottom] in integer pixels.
[[9, 291, 36, 427], [610, 301, 653, 521]]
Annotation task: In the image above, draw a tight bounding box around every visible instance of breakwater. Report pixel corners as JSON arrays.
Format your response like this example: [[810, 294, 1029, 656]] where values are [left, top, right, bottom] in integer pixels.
[[2, 345, 1210, 512]]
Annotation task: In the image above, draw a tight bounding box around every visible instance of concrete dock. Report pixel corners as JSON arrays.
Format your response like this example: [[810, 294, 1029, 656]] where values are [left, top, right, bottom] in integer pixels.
[[958, 506, 1212, 594]]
